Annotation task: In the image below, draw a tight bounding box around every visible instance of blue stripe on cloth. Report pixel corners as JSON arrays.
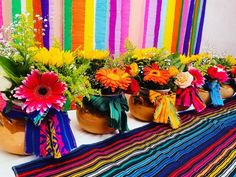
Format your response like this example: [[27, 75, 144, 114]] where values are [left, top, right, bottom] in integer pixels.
[[56, 111, 77, 152], [148, 117, 236, 176], [105, 112, 236, 177], [194, 0, 207, 54], [193, 0, 203, 53], [95, 0, 108, 49], [12, 122, 157, 174], [111, 122, 215, 176], [183, 0, 195, 55], [41, 0, 50, 49]]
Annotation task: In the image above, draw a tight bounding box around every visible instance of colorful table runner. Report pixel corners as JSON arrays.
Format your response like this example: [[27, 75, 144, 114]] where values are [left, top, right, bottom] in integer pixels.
[[13, 97, 236, 177]]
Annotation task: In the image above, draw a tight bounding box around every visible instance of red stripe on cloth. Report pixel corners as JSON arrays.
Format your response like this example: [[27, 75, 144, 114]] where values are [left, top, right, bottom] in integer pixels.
[[33, 0, 44, 47], [19, 125, 162, 177], [169, 128, 236, 177]]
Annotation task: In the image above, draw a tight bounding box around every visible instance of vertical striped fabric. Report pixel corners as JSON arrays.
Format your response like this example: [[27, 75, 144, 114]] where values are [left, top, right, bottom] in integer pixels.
[[0, 0, 207, 55], [12, 97, 236, 177]]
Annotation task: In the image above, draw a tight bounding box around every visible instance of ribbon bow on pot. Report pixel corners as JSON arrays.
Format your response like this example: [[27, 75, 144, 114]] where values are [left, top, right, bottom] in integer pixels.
[[149, 90, 180, 129], [83, 94, 129, 133], [175, 68, 206, 112], [2, 70, 77, 158], [205, 65, 228, 107]]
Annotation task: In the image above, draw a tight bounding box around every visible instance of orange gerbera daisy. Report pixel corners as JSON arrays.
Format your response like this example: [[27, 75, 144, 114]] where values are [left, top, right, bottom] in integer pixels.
[[143, 63, 170, 85], [96, 68, 132, 92]]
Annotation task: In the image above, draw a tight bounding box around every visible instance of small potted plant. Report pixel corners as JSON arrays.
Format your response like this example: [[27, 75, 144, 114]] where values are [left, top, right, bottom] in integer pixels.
[[122, 45, 183, 129], [76, 50, 133, 134], [0, 15, 96, 158]]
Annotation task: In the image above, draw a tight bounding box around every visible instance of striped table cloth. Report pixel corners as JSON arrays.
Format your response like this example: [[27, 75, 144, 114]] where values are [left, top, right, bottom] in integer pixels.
[[13, 97, 236, 177]]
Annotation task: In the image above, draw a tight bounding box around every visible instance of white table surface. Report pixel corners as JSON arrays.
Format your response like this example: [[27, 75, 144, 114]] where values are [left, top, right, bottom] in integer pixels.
[[0, 110, 148, 177]]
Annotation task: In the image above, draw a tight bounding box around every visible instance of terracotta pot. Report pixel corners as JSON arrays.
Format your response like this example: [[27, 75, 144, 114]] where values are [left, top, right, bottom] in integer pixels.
[[128, 95, 154, 122], [129, 88, 187, 122], [0, 112, 26, 155], [220, 84, 235, 99], [76, 104, 115, 134], [198, 89, 211, 104]]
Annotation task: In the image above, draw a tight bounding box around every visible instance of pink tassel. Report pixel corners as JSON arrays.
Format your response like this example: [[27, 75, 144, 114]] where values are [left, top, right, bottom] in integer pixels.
[[176, 86, 206, 112]]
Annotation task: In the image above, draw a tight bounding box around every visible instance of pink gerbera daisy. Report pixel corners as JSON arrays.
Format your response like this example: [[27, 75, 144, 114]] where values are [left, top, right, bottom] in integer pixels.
[[188, 67, 205, 87], [14, 70, 66, 114]]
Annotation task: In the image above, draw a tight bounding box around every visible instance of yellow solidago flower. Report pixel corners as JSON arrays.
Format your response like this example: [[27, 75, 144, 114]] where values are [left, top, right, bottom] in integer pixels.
[[226, 55, 236, 65], [168, 66, 179, 77], [79, 50, 110, 60], [33, 47, 75, 67], [180, 55, 191, 64], [133, 48, 162, 60]]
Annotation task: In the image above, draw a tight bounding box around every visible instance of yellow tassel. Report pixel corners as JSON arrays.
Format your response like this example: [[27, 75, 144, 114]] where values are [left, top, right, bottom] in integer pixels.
[[149, 90, 180, 129]]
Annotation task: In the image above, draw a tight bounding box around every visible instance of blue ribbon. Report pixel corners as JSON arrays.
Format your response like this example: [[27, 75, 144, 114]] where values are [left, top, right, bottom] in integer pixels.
[[205, 80, 224, 106], [3, 106, 76, 158]]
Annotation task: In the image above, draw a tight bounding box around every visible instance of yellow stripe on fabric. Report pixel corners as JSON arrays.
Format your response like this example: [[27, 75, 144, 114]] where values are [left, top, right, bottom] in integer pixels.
[[84, 0, 94, 51], [59, 104, 236, 177], [197, 141, 236, 177], [208, 150, 236, 177], [163, 0, 176, 51], [26, 0, 33, 22]]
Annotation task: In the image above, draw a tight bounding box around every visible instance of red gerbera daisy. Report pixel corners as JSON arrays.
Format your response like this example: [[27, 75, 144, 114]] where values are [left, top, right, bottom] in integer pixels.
[[14, 70, 66, 114]]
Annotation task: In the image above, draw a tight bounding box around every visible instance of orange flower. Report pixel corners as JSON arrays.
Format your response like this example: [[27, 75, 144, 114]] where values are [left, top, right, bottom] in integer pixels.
[[143, 63, 170, 85], [96, 68, 132, 92]]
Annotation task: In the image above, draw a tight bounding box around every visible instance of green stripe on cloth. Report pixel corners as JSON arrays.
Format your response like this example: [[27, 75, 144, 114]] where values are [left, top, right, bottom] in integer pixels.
[[189, 0, 201, 55], [12, 97, 236, 177], [12, 0, 21, 21], [64, 0, 72, 50]]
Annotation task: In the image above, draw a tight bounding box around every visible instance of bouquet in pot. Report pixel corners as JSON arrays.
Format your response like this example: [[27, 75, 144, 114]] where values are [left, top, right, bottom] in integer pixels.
[[122, 44, 184, 129], [175, 54, 207, 112], [76, 50, 136, 133], [0, 15, 96, 158], [190, 54, 230, 106]]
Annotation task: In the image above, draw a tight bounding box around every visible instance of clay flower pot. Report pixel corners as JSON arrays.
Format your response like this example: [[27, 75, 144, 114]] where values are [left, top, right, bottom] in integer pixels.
[[0, 112, 26, 155], [76, 104, 115, 134], [129, 95, 154, 122], [129, 88, 186, 122], [198, 89, 211, 104], [220, 84, 235, 99]]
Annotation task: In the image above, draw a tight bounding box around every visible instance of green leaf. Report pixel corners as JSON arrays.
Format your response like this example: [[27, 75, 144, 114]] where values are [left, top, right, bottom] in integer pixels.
[[0, 56, 21, 84]]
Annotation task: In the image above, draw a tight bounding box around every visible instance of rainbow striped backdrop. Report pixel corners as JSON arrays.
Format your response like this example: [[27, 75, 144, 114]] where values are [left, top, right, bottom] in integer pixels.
[[0, 0, 206, 55]]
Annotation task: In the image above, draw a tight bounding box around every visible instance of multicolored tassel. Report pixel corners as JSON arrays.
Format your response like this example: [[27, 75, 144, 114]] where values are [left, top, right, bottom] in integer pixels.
[[176, 86, 206, 112], [149, 90, 180, 129], [3, 106, 76, 158]]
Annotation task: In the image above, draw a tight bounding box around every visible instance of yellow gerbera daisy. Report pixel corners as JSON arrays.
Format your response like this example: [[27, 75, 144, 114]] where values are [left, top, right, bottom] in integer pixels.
[[95, 68, 131, 92]]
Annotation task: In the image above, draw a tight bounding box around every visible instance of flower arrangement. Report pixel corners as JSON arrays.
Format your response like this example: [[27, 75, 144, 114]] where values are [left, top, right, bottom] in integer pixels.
[[122, 43, 186, 129], [175, 66, 206, 112], [0, 14, 96, 158]]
